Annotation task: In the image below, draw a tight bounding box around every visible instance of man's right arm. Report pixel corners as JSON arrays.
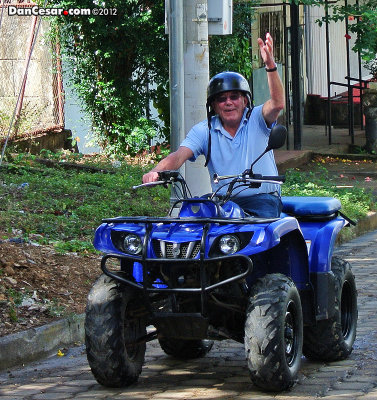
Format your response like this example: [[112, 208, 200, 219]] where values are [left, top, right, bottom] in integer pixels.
[[142, 146, 194, 183]]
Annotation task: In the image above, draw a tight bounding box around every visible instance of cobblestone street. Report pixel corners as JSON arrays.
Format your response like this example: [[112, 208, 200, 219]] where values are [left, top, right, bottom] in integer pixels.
[[1, 230, 377, 400]]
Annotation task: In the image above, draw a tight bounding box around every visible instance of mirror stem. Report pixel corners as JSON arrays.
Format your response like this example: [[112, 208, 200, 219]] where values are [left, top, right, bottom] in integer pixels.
[[249, 148, 270, 175]]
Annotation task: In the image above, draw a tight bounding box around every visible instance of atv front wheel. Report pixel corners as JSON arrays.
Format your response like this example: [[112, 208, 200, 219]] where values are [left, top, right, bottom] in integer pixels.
[[85, 274, 147, 387], [158, 338, 213, 359], [245, 274, 303, 392], [303, 256, 357, 361]]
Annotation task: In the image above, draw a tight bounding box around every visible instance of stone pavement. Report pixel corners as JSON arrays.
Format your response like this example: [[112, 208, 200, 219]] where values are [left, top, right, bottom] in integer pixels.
[[1, 229, 377, 399]]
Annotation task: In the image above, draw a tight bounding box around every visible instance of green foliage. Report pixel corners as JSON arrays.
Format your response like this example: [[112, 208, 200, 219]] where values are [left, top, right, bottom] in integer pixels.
[[0, 154, 170, 254], [1, 153, 376, 254], [51, 0, 169, 155], [209, 2, 257, 78], [45, 298, 66, 317], [8, 307, 18, 322], [7, 288, 25, 307], [53, 239, 95, 254]]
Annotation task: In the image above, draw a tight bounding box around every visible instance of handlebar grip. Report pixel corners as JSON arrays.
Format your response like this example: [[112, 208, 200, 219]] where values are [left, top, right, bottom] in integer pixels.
[[158, 170, 180, 180], [260, 175, 286, 182]]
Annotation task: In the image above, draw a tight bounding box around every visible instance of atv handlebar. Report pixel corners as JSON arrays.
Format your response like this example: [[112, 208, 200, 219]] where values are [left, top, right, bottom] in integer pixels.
[[213, 173, 285, 184], [132, 181, 167, 189], [133, 170, 285, 205], [132, 170, 181, 190]]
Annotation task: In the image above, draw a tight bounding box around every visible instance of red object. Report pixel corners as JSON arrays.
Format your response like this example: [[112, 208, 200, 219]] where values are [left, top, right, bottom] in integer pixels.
[[345, 33, 351, 40]]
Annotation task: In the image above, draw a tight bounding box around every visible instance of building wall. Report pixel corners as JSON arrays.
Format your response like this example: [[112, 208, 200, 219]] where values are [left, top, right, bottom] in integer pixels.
[[305, 5, 349, 98], [304, 4, 370, 99], [0, 10, 59, 139]]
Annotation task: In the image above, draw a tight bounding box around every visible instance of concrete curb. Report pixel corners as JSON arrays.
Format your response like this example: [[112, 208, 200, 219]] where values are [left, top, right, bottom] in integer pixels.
[[275, 150, 314, 172], [354, 211, 377, 237], [0, 313, 85, 371]]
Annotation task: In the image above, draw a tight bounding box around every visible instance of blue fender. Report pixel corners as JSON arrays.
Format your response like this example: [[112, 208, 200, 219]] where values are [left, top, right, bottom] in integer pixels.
[[240, 216, 302, 255], [300, 217, 347, 273]]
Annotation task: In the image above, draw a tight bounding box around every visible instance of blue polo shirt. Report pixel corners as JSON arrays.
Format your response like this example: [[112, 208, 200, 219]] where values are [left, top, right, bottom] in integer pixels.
[[180, 105, 280, 197]]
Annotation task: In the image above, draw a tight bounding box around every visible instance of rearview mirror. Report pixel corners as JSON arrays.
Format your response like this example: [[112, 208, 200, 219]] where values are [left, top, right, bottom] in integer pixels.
[[267, 125, 287, 151]]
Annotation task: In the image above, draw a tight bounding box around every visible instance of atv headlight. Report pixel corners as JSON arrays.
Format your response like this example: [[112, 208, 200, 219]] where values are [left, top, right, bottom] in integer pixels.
[[219, 234, 240, 255], [123, 234, 142, 255]]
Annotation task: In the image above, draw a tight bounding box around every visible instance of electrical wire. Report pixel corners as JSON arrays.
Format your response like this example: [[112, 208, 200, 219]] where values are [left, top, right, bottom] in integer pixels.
[[172, 182, 184, 200]]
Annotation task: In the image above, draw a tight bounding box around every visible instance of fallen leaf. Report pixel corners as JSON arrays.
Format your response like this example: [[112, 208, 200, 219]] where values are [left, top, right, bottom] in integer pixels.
[[57, 349, 65, 357]]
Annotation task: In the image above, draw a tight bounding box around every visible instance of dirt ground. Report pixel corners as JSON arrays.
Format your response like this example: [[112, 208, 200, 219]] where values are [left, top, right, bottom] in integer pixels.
[[1, 154, 377, 338], [0, 237, 101, 337]]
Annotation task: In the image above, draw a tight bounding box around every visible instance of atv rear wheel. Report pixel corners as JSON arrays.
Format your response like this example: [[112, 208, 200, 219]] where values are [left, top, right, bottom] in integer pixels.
[[303, 256, 357, 361], [245, 274, 303, 392], [158, 338, 213, 359], [85, 274, 147, 387]]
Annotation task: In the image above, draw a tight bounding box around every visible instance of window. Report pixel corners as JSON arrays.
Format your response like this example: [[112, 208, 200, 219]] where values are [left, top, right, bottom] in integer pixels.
[[259, 11, 283, 66]]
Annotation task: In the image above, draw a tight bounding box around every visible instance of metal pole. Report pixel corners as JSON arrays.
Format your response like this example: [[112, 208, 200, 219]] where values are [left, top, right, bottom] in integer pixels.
[[290, 2, 302, 150], [0, 0, 5, 32], [14, 16, 38, 137], [55, 38, 65, 128], [325, 0, 332, 144], [183, 0, 211, 196], [0, 13, 43, 165], [345, 0, 354, 144], [283, 1, 290, 149], [356, 0, 363, 129]]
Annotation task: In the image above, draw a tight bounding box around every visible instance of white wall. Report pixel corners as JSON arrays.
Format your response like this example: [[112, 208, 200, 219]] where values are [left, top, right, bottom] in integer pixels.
[[62, 63, 101, 154]]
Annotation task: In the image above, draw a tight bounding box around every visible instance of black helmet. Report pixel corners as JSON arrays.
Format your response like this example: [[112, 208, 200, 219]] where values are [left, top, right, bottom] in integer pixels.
[[205, 71, 253, 167], [207, 71, 251, 104]]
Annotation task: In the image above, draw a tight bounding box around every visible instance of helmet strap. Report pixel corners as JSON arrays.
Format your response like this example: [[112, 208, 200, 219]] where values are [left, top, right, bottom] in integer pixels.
[[205, 102, 212, 167], [246, 94, 253, 119]]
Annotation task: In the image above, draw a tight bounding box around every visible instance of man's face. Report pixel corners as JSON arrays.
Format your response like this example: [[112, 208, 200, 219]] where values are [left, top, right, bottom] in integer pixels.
[[212, 91, 247, 130]]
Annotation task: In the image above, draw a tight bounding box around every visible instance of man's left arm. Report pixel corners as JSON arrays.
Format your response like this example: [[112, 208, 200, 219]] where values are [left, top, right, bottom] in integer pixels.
[[258, 33, 285, 127]]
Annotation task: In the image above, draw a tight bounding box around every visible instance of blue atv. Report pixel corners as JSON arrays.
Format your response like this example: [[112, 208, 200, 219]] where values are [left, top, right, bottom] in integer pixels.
[[85, 126, 358, 392]]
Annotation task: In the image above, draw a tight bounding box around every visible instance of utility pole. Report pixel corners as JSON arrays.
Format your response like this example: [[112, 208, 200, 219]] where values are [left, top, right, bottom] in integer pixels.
[[168, 1, 231, 197], [183, 0, 211, 196], [168, 0, 185, 208], [168, 1, 185, 155]]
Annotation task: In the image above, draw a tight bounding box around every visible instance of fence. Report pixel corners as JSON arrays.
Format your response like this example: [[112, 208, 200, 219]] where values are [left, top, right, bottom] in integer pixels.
[[0, 0, 64, 146]]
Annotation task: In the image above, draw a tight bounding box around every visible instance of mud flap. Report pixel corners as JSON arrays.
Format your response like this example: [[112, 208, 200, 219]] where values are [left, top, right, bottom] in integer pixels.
[[310, 272, 335, 320]]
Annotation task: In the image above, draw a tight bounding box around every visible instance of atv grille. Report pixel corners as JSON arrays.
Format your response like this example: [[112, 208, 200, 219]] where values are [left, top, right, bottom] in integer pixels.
[[152, 240, 201, 259]]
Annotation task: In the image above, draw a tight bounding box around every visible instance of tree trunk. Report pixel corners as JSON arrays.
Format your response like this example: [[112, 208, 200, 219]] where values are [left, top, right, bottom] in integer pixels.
[[363, 85, 377, 153]]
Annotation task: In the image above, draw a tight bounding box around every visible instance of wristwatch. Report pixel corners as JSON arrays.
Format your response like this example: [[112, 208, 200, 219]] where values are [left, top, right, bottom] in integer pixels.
[[265, 65, 277, 72]]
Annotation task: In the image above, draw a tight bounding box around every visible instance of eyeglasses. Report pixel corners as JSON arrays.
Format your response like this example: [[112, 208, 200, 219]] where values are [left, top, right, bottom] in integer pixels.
[[215, 93, 243, 104]]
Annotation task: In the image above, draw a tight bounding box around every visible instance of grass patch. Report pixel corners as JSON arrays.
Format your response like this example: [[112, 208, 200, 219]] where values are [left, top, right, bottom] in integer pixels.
[[282, 166, 375, 220], [0, 152, 375, 254], [0, 153, 170, 252]]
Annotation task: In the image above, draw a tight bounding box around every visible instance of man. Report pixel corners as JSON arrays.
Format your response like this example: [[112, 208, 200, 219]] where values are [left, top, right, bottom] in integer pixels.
[[143, 33, 285, 217]]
